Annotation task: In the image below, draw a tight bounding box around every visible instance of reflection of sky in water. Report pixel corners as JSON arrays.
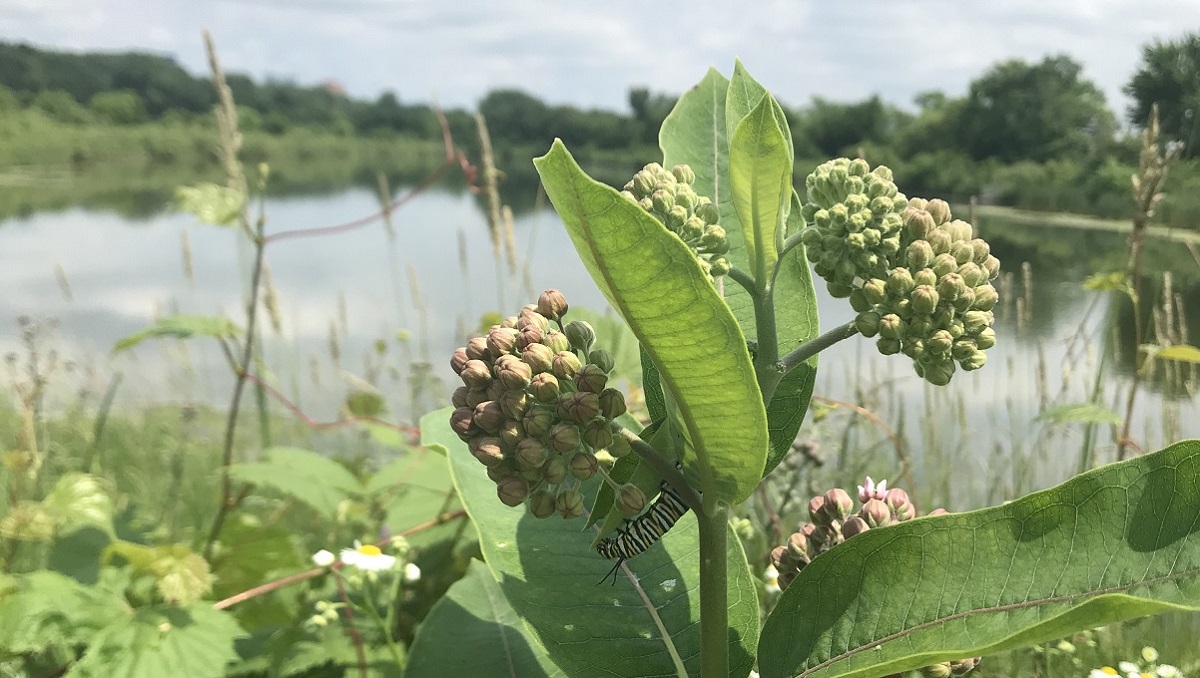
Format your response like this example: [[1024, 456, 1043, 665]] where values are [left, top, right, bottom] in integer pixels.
[[2, 187, 1197, 507]]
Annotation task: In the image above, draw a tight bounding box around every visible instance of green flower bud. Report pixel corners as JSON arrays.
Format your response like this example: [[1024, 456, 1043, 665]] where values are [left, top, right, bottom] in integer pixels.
[[955, 262, 985, 287], [495, 354, 532, 390], [983, 255, 1000, 279], [920, 662, 953, 678], [902, 337, 926, 360], [542, 456, 568, 485], [952, 286, 976, 313], [671, 164, 696, 185], [950, 241, 974, 265], [674, 187, 696, 212], [842, 515, 869, 539], [786, 531, 809, 560], [823, 488, 854, 521], [925, 199, 951, 225], [529, 489, 557, 519], [517, 309, 549, 332], [598, 388, 627, 419], [536, 289, 569, 321], [960, 350, 987, 371], [827, 281, 855, 298], [500, 419, 524, 449], [915, 358, 955, 385], [903, 207, 935, 241], [557, 390, 600, 423], [651, 189, 673, 214], [860, 498, 892, 528], [541, 328, 571, 354], [886, 268, 915, 297], [856, 311, 882, 338], [496, 477, 529, 507], [879, 314, 906, 340], [549, 421, 582, 453], [569, 452, 598, 481], [460, 359, 492, 389], [584, 350, 613, 375], [709, 257, 731, 277], [487, 326, 519, 356], [522, 404, 554, 438], [564, 320, 595, 352], [582, 418, 613, 450], [470, 436, 505, 467], [877, 336, 902, 355], [451, 347, 470, 375], [949, 657, 981, 675], [926, 229, 952, 255], [962, 310, 991, 335], [911, 285, 939, 315], [465, 336, 491, 362], [486, 459, 517, 483], [937, 272, 966, 301], [607, 432, 632, 458], [974, 327, 996, 350], [931, 252, 957, 278], [472, 401, 505, 434], [574, 363, 608, 394], [947, 219, 973, 242], [701, 225, 728, 253], [885, 488, 916, 521], [517, 325, 543, 350], [499, 389, 529, 420], [927, 329, 953, 354], [913, 268, 937, 289], [451, 386, 469, 408], [849, 289, 871, 312], [681, 216, 705, 241], [906, 239, 934, 270], [617, 484, 648, 518], [971, 284, 998, 311], [515, 438, 549, 470], [631, 170, 655, 196], [551, 351, 583, 380], [695, 200, 720, 225], [620, 189, 637, 204], [951, 338, 977, 361], [556, 488, 584, 519], [522, 343, 555, 374], [863, 278, 887, 305], [808, 495, 830, 526], [666, 205, 689, 231], [529, 373, 560, 403]]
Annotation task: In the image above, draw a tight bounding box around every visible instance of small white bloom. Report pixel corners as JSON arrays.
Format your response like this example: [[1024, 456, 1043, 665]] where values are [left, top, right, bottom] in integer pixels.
[[1089, 669, 1120, 678], [1056, 640, 1076, 653], [403, 562, 422, 583], [749, 672, 760, 678], [1156, 665, 1182, 678], [312, 549, 336, 567], [763, 564, 781, 594], [340, 541, 397, 571], [1141, 647, 1159, 663], [1119, 662, 1141, 674]]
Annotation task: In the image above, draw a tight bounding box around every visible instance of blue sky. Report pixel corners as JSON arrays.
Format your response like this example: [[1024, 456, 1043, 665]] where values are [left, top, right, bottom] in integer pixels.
[[0, 0, 1192, 119]]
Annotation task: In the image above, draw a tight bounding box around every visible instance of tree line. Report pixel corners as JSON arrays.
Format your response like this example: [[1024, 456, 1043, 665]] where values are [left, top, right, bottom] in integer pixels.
[[1, 35, 1199, 222]]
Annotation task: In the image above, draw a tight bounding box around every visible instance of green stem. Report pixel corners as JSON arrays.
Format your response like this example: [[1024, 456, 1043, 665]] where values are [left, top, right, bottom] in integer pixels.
[[725, 265, 759, 298], [751, 282, 782, 404], [697, 503, 729, 678], [776, 321, 859, 375], [611, 423, 703, 513], [777, 231, 805, 265], [361, 577, 405, 669]]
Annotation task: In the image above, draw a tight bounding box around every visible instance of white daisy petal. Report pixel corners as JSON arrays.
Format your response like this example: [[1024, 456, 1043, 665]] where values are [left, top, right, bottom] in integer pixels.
[[312, 549, 336, 567]]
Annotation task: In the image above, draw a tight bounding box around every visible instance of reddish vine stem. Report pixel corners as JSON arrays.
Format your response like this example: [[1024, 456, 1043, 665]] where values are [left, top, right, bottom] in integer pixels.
[[241, 371, 419, 440], [811, 395, 916, 494], [332, 569, 370, 678]]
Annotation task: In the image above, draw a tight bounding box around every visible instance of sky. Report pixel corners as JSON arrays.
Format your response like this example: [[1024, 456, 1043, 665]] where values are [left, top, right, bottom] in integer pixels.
[[0, 0, 1194, 119]]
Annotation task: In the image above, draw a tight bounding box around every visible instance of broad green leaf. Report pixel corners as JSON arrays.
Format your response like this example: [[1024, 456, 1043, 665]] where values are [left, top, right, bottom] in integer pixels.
[[211, 515, 303, 628], [729, 95, 791, 287], [228, 446, 363, 521], [367, 451, 460, 546], [758, 439, 1200, 678], [424, 409, 760, 678], [1083, 271, 1134, 298], [42, 473, 115, 538], [535, 141, 768, 505], [65, 604, 245, 678], [112, 314, 240, 353], [1143, 344, 1200, 364], [359, 420, 413, 448], [569, 306, 644, 386], [176, 183, 244, 227], [726, 59, 791, 160], [104, 542, 213, 605], [407, 560, 565, 678], [1038, 402, 1122, 426], [0, 571, 126, 653]]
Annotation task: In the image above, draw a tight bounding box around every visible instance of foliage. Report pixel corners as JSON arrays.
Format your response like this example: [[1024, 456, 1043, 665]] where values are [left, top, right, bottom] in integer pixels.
[[1125, 31, 1200, 155]]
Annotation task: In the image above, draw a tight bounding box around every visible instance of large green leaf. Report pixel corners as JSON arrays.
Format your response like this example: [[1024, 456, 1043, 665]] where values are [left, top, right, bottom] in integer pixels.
[[65, 604, 245, 678], [423, 408, 760, 678], [729, 95, 791, 287], [42, 473, 115, 538], [407, 560, 565, 677], [112, 314, 240, 353], [534, 141, 768, 505], [228, 447, 363, 521], [758, 439, 1200, 678], [0, 571, 126, 653], [176, 183, 244, 227]]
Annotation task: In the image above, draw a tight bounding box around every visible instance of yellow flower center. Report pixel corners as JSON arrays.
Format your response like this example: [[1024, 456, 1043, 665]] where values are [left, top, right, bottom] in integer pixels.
[[357, 544, 382, 556], [1100, 669, 1118, 676]]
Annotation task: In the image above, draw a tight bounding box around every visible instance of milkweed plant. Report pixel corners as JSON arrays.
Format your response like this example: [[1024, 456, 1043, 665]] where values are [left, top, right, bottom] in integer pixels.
[[425, 62, 1200, 678]]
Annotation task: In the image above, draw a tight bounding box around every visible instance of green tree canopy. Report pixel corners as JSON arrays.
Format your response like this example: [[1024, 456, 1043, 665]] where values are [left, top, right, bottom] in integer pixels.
[[89, 90, 146, 125], [1125, 32, 1200, 155], [954, 55, 1115, 162]]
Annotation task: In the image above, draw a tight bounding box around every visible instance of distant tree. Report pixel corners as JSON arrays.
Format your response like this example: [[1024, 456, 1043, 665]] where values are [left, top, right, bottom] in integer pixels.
[[796, 95, 893, 157], [0, 83, 18, 112], [954, 55, 1115, 162], [32, 89, 90, 124], [1125, 32, 1200, 154], [628, 87, 676, 144], [89, 90, 146, 125], [895, 90, 965, 158], [479, 89, 550, 145]]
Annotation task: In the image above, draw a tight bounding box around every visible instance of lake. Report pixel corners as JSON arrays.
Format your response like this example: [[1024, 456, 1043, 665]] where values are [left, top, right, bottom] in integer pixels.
[[2, 181, 1197, 509]]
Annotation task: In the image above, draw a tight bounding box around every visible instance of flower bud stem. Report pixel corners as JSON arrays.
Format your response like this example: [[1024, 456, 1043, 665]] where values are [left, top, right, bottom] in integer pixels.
[[610, 422, 703, 515], [775, 321, 860, 374], [725, 265, 759, 299]]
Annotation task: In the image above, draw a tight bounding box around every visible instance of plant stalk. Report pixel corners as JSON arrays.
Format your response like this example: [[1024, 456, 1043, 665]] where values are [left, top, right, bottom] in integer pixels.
[[776, 320, 859, 374], [697, 503, 729, 678]]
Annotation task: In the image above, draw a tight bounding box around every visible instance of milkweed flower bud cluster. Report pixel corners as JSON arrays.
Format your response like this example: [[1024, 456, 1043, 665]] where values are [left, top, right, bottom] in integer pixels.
[[769, 476, 976, 676], [799, 158, 1001, 384], [620, 162, 731, 277], [449, 289, 630, 519]]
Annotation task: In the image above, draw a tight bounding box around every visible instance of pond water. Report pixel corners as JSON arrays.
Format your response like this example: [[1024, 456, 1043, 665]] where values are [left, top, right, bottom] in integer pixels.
[[2, 183, 1197, 507]]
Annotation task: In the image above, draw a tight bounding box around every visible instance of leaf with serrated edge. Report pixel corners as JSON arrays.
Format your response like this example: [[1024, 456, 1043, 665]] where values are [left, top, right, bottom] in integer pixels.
[[407, 560, 565, 677], [228, 447, 363, 521], [112, 314, 240, 353], [423, 408, 759, 678], [65, 605, 244, 678], [535, 140, 767, 506], [758, 439, 1200, 678]]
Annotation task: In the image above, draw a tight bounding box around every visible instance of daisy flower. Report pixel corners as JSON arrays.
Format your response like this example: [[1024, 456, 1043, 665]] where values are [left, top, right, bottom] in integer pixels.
[[340, 541, 397, 571], [311, 549, 336, 567], [763, 564, 781, 594]]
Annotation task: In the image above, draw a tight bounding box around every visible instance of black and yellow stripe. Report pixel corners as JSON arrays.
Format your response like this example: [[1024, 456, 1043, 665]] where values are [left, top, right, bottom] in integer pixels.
[[596, 478, 690, 582]]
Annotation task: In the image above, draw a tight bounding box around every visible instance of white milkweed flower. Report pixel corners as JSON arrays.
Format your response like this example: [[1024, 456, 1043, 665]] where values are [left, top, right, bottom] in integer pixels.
[[340, 541, 397, 571], [311, 549, 336, 567], [857, 476, 887, 503], [763, 564, 781, 594], [403, 562, 422, 584]]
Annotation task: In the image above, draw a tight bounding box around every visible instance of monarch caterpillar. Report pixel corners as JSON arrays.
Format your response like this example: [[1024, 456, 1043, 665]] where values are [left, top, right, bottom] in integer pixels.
[[595, 477, 690, 584]]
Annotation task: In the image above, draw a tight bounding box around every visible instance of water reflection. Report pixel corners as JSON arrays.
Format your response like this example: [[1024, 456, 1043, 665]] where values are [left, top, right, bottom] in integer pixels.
[[1, 185, 1197, 509]]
